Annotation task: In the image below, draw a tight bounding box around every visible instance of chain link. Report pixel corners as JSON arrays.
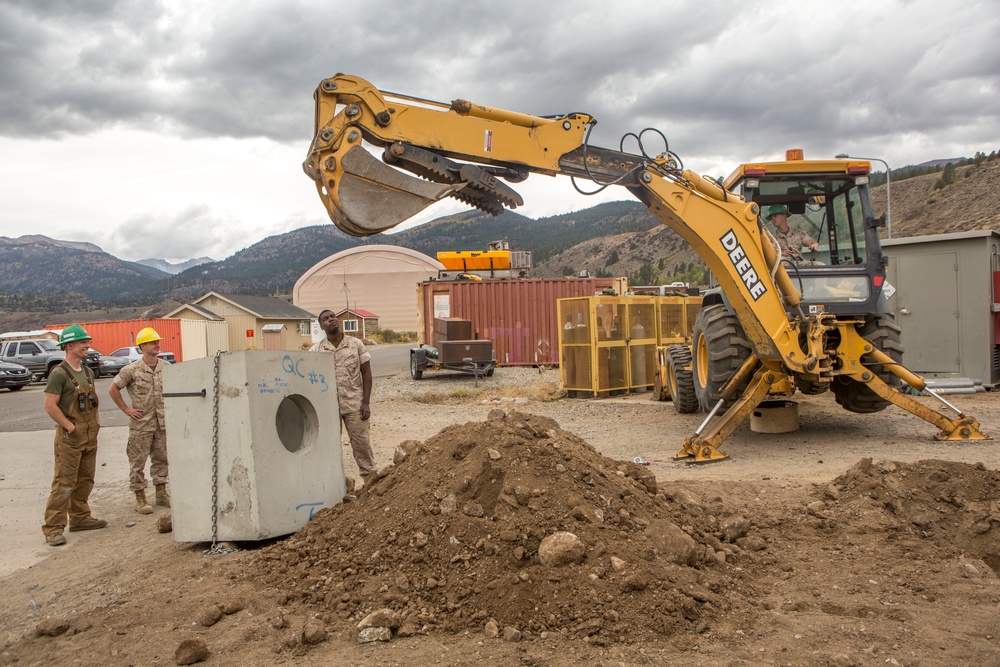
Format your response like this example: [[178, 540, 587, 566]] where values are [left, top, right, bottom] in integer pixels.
[[204, 350, 238, 556]]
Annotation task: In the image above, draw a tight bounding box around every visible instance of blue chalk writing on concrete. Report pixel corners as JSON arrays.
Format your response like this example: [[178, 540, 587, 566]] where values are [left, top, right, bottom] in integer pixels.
[[282, 354, 306, 378], [280, 355, 328, 392], [295, 501, 324, 520], [257, 376, 291, 395], [309, 370, 329, 392]]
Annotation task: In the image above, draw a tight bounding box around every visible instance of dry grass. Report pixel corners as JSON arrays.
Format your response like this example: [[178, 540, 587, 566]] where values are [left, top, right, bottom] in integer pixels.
[[409, 380, 563, 405]]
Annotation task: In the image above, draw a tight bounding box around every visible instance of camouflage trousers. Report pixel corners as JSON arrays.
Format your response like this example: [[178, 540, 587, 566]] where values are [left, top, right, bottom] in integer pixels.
[[340, 412, 375, 477], [127, 428, 168, 491]]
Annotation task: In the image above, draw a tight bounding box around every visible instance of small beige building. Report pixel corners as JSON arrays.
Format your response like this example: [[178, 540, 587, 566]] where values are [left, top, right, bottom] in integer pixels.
[[167, 292, 315, 351], [293, 245, 442, 333]]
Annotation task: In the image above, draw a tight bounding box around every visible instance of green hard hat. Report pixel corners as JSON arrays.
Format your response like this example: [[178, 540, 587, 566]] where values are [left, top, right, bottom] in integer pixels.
[[766, 204, 789, 221], [59, 324, 92, 348]]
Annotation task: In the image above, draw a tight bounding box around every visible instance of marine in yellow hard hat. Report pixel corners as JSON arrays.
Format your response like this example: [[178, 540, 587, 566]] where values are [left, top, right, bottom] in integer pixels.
[[135, 327, 162, 348]]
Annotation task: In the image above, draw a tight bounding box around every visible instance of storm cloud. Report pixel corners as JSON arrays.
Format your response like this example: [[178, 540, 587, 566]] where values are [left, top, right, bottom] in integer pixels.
[[1, 0, 998, 260]]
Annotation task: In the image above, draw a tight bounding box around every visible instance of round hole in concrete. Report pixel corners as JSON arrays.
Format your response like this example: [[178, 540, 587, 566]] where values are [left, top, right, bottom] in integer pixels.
[[275, 394, 319, 453]]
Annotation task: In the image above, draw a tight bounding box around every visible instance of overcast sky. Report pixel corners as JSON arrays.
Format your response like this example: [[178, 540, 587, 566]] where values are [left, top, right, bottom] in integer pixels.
[[2, 0, 998, 262]]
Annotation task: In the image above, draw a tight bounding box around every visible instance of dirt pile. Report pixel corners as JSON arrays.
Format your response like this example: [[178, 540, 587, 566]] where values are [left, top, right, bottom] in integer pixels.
[[245, 410, 762, 644], [823, 458, 1000, 574]]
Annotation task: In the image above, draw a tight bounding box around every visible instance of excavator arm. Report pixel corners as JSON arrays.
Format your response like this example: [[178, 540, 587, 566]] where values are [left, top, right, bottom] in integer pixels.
[[304, 74, 802, 366], [304, 74, 986, 461]]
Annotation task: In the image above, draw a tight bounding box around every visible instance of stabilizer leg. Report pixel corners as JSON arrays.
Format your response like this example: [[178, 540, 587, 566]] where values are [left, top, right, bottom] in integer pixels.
[[675, 363, 779, 464]]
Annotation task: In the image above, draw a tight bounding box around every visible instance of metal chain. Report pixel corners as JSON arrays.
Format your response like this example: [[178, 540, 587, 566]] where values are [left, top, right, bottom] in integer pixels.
[[204, 351, 238, 555]]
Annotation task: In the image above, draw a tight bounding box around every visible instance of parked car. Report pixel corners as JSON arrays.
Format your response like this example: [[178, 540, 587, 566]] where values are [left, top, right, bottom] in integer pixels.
[[84, 349, 103, 375], [0, 360, 32, 391], [88, 349, 129, 377], [0, 339, 66, 379], [108, 347, 177, 364]]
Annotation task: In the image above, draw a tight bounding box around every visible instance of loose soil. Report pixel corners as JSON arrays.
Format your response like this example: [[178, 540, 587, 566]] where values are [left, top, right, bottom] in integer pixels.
[[2, 368, 999, 667]]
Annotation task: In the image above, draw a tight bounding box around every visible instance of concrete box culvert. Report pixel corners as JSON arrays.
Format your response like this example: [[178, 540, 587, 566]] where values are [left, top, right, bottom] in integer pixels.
[[163, 350, 346, 542]]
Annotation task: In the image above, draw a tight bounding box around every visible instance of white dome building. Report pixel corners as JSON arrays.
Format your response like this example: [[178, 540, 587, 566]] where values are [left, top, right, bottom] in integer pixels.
[[293, 245, 442, 333]]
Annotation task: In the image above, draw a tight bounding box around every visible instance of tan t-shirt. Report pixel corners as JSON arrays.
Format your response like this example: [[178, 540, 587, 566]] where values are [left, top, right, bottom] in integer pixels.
[[113, 358, 166, 432], [776, 227, 816, 261], [309, 335, 371, 414]]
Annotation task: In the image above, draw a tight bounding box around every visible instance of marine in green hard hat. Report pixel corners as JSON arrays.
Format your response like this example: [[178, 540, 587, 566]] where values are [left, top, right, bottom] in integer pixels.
[[765, 204, 819, 261], [43, 322, 107, 546], [765, 204, 790, 221]]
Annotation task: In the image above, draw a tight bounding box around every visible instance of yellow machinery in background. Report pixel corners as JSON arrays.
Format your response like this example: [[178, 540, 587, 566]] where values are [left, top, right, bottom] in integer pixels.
[[558, 294, 701, 398], [436, 238, 531, 280]]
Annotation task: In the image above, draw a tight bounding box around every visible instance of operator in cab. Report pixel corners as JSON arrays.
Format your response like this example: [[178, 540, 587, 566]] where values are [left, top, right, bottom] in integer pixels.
[[766, 205, 819, 262]]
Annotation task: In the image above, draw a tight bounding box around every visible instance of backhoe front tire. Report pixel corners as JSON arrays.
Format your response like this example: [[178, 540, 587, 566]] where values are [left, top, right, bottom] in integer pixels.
[[691, 304, 754, 412], [665, 344, 698, 414], [832, 313, 904, 413]]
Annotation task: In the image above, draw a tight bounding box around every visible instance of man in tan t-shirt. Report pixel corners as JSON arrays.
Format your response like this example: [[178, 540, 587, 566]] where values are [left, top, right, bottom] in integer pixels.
[[310, 309, 376, 482]]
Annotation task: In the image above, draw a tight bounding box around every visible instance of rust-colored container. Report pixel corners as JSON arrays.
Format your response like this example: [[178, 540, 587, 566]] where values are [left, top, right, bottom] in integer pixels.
[[44, 318, 184, 362], [417, 277, 628, 366]]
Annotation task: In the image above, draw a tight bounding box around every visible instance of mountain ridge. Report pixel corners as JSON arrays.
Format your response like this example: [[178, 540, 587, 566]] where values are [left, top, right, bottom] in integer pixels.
[[136, 256, 217, 275]]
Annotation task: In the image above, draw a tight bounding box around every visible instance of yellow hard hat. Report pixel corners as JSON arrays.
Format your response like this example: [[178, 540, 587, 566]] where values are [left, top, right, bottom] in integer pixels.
[[136, 327, 162, 347]]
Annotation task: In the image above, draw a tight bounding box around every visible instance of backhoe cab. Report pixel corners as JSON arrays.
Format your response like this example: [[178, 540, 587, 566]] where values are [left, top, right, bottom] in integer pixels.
[[688, 152, 904, 416], [304, 74, 987, 463], [725, 151, 889, 317]]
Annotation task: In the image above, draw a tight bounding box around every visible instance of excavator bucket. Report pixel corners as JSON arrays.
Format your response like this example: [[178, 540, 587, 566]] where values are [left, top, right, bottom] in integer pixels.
[[306, 145, 461, 237]]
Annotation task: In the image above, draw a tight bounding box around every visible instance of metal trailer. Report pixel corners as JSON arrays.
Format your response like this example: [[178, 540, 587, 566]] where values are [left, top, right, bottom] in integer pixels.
[[409, 342, 496, 380]]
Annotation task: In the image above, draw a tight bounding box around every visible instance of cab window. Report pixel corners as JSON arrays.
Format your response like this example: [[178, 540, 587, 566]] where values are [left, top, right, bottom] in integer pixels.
[[740, 176, 868, 266]]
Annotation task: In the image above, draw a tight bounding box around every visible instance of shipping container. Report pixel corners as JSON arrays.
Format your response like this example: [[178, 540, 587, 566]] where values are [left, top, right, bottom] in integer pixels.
[[416, 277, 628, 366], [179, 319, 208, 360], [175, 319, 232, 360]]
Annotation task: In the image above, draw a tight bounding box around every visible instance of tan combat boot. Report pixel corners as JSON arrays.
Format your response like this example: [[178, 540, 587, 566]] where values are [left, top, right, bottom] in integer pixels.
[[155, 483, 171, 508], [135, 490, 153, 514]]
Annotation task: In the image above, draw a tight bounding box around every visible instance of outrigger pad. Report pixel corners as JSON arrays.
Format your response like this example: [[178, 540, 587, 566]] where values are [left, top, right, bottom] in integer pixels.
[[332, 146, 460, 236]]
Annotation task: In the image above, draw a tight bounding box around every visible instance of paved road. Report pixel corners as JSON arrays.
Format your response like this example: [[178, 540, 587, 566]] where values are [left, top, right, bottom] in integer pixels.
[[368, 342, 410, 379], [0, 343, 412, 433]]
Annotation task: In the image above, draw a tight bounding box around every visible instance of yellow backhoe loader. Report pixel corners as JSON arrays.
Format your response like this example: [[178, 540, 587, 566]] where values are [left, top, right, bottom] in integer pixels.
[[302, 73, 987, 463]]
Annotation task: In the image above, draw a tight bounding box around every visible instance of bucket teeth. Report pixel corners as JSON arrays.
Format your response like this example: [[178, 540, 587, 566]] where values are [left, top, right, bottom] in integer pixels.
[[309, 141, 524, 237], [384, 143, 524, 215]]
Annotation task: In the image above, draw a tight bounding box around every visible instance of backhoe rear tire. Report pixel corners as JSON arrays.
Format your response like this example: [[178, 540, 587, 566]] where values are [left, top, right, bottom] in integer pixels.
[[691, 304, 754, 412], [666, 344, 698, 414], [832, 313, 904, 414]]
